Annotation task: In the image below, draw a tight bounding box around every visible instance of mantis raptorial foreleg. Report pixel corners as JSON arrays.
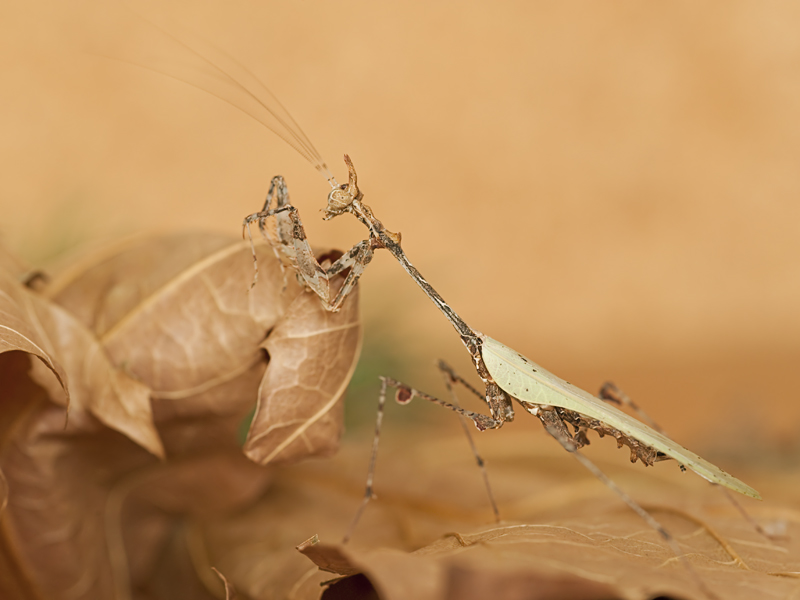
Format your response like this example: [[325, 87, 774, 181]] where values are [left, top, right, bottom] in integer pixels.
[[242, 173, 376, 311]]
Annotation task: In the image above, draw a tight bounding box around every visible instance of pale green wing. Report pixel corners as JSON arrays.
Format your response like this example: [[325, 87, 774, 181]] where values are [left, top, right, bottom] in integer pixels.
[[480, 334, 760, 500]]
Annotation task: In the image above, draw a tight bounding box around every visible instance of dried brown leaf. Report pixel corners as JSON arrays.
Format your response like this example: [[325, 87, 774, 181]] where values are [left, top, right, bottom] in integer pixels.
[[44, 233, 309, 458], [196, 434, 798, 600], [296, 535, 361, 577], [0, 350, 128, 600], [33, 296, 164, 457], [243, 277, 361, 465], [0, 232, 362, 599], [42, 232, 242, 337], [0, 269, 69, 406], [1, 242, 164, 458]]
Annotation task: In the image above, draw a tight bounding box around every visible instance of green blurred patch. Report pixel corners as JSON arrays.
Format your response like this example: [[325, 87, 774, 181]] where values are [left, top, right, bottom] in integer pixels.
[[237, 403, 257, 447], [236, 318, 458, 448], [342, 321, 455, 437], [235, 322, 450, 447]]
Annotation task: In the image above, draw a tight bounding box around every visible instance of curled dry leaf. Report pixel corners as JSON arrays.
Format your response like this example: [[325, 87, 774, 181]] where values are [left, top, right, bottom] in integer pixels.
[[0, 234, 361, 599], [31, 294, 163, 457], [243, 273, 361, 464], [0, 267, 69, 407], [296, 535, 361, 577], [0, 245, 70, 524], [43, 232, 359, 462]]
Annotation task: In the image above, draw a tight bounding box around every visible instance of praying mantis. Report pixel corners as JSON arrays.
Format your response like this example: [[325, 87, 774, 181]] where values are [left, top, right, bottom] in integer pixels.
[[242, 155, 761, 596], [243, 153, 760, 502]]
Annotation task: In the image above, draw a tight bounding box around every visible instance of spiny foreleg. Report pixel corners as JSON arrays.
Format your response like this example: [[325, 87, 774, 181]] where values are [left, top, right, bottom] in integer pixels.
[[243, 175, 374, 311]]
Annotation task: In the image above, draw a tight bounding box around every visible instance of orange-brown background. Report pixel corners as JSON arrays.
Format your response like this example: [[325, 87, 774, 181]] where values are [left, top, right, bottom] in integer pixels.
[[2, 1, 798, 462]]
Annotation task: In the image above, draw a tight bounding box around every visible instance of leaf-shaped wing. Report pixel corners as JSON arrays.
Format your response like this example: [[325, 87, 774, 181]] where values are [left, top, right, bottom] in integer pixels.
[[479, 333, 760, 499]]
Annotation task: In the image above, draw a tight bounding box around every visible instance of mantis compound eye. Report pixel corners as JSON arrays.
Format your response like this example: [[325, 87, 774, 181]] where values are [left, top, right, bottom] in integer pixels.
[[323, 156, 362, 220]]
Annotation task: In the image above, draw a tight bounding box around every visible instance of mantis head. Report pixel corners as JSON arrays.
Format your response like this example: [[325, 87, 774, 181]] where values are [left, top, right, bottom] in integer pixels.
[[324, 154, 362, 220]]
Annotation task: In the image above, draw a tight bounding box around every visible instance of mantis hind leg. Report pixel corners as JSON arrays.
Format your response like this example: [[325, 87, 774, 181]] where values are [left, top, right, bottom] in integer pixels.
[[599, 382, 663, 431], [535, 407, 716, 599]]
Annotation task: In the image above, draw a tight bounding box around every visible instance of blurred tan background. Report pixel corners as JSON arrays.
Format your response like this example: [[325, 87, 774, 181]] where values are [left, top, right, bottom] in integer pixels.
[[2, 1, 799, 464]]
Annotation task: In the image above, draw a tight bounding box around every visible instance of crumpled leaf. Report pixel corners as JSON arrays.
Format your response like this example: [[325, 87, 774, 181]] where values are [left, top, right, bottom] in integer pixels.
[[1, 242, 161, 456], [296, 535, 361, 577], [43, 232, 361, 463], [243, 274, 361, 464], [0, 233, 361, 599], [196, 434, 798, 600], [0, 268, 69, 406], [32, 294, 164, 457], [42, 232, 290, 448]]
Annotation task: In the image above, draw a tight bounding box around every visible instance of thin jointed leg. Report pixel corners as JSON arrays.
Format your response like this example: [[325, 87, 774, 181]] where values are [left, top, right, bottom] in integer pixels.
[[598, 382, 774, 541], [438, 361, 501, 523], [343, 372, 504, 543], [535, 407, 717, 600]]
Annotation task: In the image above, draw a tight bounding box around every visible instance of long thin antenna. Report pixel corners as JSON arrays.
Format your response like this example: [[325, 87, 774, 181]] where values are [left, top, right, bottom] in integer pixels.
[[110, 14, 337, 185]]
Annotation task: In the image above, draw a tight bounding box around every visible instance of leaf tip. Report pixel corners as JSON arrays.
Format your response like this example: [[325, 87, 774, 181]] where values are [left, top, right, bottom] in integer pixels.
[[296, 534, 320, 552], [211, 567, 237, 600]]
